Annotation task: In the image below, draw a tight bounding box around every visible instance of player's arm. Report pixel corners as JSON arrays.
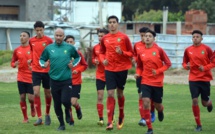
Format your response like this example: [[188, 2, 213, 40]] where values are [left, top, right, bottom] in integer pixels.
[[201, 46, 215, 71], [135, 54, 143, 78], [92, 46, 99, 65], [121, 36, 133, 58], [99, 38, 108, 66], [182, 48, 190, 70], [71, 46, 81, 67], [155, 48, 171, 75], [11, 49, 19, 68], [73, 52, 88, 73], [39, 48, 49, 68]]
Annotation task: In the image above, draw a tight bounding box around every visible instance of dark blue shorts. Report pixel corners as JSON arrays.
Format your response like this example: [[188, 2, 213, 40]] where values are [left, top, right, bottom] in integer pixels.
[[32, 71, 50, 89], [141, 84, 163, 103], [189, 81, 211, 101], [71, 84, 81, 99], [17, 81, 33, 95], [105, 70, 128, 90], [96, 79, 105, 90]]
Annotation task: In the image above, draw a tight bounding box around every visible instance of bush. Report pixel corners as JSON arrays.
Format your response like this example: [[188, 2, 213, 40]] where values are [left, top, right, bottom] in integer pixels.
[[0, 50, 13, 65]]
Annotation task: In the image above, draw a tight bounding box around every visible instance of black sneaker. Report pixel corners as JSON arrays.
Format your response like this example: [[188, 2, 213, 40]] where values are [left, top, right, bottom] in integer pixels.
[[33, 118, 43, 126], [158, 111, 164, 122], [57, 125, 65, 131], [146, 129, 153, 134], [195, 125, 202, 132], [45, 115, 51, 125], [76, 107, 82, 120], [65, 109, 71, 123], [207, 104, 213, 112], [69, 120, 74, 126]]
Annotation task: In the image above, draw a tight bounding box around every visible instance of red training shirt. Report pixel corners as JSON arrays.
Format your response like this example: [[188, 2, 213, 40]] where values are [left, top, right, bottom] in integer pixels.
[[100, 31, 133, 72], [71, 51, 88, 85], [136, 44, 171, 87], [92, 44, 105, 81], [29, 35, 53, 73], [11, 45, 32, 83], [182, 44, 214, 81]]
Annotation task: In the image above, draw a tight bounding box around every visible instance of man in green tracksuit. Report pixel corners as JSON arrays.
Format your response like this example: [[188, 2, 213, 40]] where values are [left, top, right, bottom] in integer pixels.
[[39, 28, 80, 131]]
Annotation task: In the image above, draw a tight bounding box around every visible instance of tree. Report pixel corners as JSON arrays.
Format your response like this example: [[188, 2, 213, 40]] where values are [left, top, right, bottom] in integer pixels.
[[189, 0, 215, 22]]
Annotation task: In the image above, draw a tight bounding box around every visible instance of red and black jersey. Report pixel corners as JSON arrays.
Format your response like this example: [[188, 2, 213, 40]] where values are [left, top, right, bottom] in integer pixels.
[[11, 45, 32, 83], [29, 35, 53, 72], [100, 31, 133, 72], [182, 44, 214, 81], [136, 44, 171, 87], [71, 51, 88, 85], [92, 44, 105, 81]]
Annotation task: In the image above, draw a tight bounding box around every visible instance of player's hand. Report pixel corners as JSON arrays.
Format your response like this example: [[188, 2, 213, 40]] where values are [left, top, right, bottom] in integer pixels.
[[115, 46, 122, 55], [132, 58, 136, 65], [102, 59, 108, 66], [186, 62, 190, 70], [95, 59, 99, 65], [44, 60, 49, 68], [152, 69, 156, 75], [198, 65, 204, 72], [68, 60, 73, 69], [72, 70, 78, 74], [134, 74, 140, 79], [27, 59, 32, 65], [14, 61, 19, 67], [28, 65, 32, 71]]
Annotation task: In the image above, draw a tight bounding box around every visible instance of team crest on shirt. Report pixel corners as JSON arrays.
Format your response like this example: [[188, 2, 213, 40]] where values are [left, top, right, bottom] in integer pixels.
[[201, 50, 205, 54], [27, 51, 31, 54], [117, 38, 121, 42], [152, 52, 156, 56], [42, 43, 46, 47], [64, 50, 67, 54]]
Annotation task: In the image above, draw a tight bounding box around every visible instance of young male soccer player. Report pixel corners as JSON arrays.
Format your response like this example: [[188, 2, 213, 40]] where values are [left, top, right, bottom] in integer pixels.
[[136, 30, 171, 134], [182, 30, 214, 132], [133, 27, 156, 126], [92, 28, 109, 125], [64, 35, 88, 126], [100, 15, 133, 130], [11, 31, 35, 123], [28, 21, 53, 126], [40, 28, 80, 130]]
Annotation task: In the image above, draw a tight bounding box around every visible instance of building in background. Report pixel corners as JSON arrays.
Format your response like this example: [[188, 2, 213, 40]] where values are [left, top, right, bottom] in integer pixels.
[[0, 0, 53, 21]]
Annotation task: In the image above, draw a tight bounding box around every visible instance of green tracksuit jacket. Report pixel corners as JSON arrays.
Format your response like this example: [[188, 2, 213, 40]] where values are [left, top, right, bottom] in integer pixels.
[[39, 41, 81, 81]]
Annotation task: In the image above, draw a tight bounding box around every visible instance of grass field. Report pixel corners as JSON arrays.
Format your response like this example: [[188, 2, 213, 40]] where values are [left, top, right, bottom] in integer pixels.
[[0, 79, 215, 134]]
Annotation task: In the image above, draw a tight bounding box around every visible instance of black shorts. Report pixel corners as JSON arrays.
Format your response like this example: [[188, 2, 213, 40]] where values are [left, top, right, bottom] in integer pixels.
[[189, 81, 211, 101], [141, 84, 163, 103], [136, 77, 142, 93], [17, 81, 34, 95], [71, 84, 81, 99], [96, 79, 105, 90], [32, 71, 50, 89], [105, 70, 128, 90]]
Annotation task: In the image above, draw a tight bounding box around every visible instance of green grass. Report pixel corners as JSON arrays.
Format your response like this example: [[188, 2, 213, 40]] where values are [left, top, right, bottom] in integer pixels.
[[0, 80, 215, 134]]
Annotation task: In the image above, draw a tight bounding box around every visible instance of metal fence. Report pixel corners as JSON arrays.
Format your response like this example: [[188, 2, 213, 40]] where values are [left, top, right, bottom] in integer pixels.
[[131, 34, 215, 68]]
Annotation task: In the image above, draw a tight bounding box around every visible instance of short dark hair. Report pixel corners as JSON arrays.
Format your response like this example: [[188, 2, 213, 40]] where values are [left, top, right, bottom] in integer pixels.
[[22, 31, 30, 37], [192, 30, 203, 36], [146, 29, 156, 37], [64, 35, 75, 41], [99, 28, 109, 34], [139, 27, 149, 33], [34, 21, 45, 29], [107, 15, 119, 23]]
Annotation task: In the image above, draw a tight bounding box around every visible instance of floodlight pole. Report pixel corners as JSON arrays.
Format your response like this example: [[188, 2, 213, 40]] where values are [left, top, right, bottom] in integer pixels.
[[99, 0, 103, 28], [163, 6, 168, 34]]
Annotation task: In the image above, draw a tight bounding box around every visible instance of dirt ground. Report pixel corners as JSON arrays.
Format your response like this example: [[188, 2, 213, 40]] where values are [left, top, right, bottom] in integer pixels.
[[1, 63, 215, 85]]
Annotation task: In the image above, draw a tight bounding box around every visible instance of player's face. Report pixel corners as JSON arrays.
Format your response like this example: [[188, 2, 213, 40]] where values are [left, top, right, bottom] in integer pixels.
[[66, 38, 75, 45], [108, 18, 118, 32], [140, 32, 146, 43], [34, 27, 44, 38], [55, 31, 65, 44], [144, 32, 155, 45], [20, 32, 29, 45], [192, 33, 202, 46], [98, 32, 105, 42]]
